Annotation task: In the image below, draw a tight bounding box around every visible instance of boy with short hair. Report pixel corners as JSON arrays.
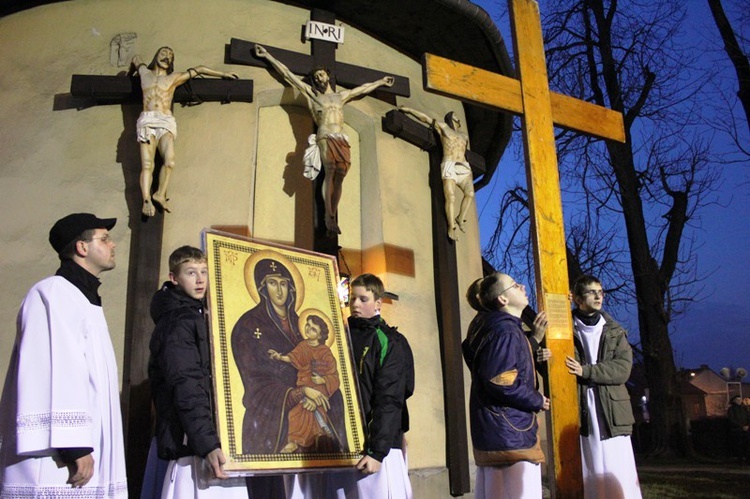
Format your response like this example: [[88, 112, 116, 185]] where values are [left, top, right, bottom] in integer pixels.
[[148, 246, 245, 498], [348, 274, 414, 480], [289, 273, 414, 498], [565, 274, 642, 499]]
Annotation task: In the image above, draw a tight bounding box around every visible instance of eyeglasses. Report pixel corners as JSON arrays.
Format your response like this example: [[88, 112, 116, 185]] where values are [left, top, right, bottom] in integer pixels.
[[499, 282, 523, 295], [89, 235, 113, 244], [581, 289, 605, 298]]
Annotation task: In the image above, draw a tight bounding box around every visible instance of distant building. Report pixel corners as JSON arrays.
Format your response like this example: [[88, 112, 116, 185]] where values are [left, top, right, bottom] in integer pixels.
[[630, 363, 750, 456], [680, 376, 710, 420], [680, 365, 750, 418]]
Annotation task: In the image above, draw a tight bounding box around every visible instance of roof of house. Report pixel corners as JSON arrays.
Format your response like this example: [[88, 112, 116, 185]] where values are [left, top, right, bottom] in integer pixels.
[[680, 377, 709, 396]]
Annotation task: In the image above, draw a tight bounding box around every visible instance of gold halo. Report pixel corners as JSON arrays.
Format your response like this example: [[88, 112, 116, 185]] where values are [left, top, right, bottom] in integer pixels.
[[298, 308, 335, 348], [243, 249, 305, 312]]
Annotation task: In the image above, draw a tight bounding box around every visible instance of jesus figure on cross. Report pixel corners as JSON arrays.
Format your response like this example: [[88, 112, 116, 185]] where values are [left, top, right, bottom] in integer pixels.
[[133, 47, 238, 217], [398, 106, 475, 241], [254, 44, 394, 236]]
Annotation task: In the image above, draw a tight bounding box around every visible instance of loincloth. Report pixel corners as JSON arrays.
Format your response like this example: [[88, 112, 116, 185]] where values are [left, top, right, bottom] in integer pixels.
[[136, 111, 177, 144], [441, 160, 472, 181], [303, 133, 351, 179], [303, 134, 321, 180]]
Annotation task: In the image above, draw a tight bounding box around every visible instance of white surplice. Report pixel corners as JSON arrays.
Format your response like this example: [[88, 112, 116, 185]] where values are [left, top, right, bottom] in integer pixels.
[[574, 316, 642, 499], [0, 276, 127, 498], [159, 456, 247, 499], [285, 448, 412, 499], [474, 461, 542, 499]]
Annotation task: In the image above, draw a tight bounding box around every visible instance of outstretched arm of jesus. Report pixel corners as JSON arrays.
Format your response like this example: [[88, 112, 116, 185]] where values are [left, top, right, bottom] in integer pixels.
[[342, 76, 394, 103], [399, 105, 455, 138], [189, 66, 239, 79], [131, 54, 144, 69], [131, 55, 149, 78], [398, 106, 433, 125], [172, 65, 239, 87], [255, 44, 313, 97]]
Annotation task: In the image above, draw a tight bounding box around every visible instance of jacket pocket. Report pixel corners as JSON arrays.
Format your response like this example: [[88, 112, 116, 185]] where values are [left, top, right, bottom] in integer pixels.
[[500, 407, 536, 432], [608, 385, 635, 427]]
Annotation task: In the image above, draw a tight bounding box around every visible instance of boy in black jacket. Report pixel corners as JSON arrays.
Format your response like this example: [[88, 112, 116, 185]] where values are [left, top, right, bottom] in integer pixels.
[[148, 246, 245, 498], [345, 274, 414, 496], [286, 273, 414, 498]]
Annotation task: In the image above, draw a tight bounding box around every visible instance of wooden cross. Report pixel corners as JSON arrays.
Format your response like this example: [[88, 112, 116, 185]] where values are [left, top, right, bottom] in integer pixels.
[[226, 8, 409, 256], [422, 0, 625, 496], [382, 109, 486, 495], [67, 63, 253, 499]]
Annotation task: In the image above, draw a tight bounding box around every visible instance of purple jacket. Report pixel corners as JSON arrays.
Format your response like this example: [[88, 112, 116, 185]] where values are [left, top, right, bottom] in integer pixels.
[[462, 310, 545, 465]]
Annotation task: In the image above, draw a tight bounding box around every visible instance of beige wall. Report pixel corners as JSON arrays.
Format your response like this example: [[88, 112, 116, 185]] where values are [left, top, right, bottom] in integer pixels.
[[0, 0, 484, 474]]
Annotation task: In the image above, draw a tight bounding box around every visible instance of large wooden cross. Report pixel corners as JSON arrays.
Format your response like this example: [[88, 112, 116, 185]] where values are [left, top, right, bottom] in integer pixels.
[[423, 0, 625, 496], [226, 8, 409, 257]]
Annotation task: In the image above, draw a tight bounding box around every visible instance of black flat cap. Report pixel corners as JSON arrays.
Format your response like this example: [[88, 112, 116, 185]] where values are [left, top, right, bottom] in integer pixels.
[[49, 213, 117, 253]]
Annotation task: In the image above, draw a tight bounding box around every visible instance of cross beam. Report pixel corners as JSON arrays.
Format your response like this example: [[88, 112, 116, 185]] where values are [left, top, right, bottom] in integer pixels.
[[227, 39, 410, 98], [70, 75, 253, 105], [422, 55, 624, 142], [423, 1, 626, 497]]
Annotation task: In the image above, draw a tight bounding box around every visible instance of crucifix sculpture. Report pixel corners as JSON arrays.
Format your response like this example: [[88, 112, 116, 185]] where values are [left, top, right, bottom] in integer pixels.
[[70, 52, 253, 219], [132, 46, 239, 217], [382, 108, 486, 495], [68, 54, 252, 498], [421, 0, 625, 496], [254, 43, 395, 237], [398, 105, 475, 242], [226, 8, 409, 254]]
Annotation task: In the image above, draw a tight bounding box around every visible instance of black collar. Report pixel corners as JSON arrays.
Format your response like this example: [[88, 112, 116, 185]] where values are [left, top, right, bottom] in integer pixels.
[[348, 315, 384, 331], [56, 259, 102, 306], [573, 308, 602, 326]]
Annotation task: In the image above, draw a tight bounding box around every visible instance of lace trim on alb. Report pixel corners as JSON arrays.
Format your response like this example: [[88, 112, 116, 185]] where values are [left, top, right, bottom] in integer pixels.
[[16, 411, 92, 433], [0, 481, 127, 498]]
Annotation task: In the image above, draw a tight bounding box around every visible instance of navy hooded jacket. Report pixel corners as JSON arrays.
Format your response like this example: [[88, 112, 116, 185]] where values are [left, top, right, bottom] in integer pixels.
[[462, 310, 545, 465]]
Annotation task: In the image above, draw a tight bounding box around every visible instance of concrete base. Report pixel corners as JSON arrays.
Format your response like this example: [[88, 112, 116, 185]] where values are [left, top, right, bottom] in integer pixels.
[[410, 467, 460, 498]]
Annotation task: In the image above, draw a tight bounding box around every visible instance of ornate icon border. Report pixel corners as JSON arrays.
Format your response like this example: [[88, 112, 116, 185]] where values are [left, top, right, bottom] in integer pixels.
[[203, 230, 364, 474]]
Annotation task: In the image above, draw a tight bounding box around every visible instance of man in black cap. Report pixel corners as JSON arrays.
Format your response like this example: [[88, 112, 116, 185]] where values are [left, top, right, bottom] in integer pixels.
[[0, 213, 128, 498]]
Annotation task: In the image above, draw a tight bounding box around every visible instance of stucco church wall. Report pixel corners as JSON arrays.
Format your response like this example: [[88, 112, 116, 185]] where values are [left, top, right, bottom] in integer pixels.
[[0, 0, 484, 478]]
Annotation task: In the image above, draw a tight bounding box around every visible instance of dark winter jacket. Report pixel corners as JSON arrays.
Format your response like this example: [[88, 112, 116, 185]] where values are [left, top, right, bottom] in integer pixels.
[[462, 310, 546, 466], [148, 282, 219, 460], [573, 310, 636, 439], [348, 315, 414, 462]]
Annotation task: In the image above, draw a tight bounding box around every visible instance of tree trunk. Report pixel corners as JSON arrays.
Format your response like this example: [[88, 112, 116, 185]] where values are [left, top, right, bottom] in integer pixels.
[[586, 0, 693, 455], [708, 0, 750, 136], [606, 139, 692, 456]]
